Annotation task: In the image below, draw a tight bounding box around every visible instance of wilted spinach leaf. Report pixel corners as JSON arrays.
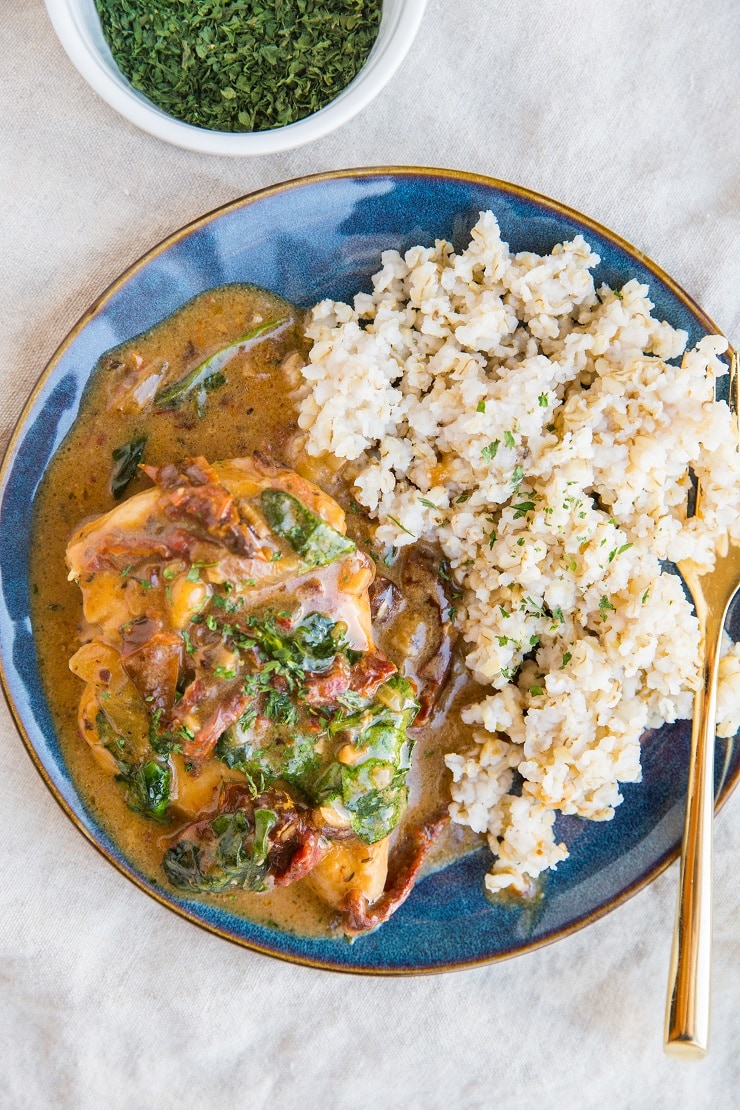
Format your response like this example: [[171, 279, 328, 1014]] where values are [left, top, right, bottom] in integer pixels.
[[260, 490, 355, 567], [216, 724, 319, 789], [110, 433, 147, 500], [154, 317, 287, 410], [162, 805, 277, 892], [122, 760, 171, 822]]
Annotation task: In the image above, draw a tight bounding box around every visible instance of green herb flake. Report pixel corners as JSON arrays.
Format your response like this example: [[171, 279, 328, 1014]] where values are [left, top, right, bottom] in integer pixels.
[[418, 497, 437, 510], [530, 684, 544, 696], [213, 665, 237, 680], [481, 440, 500, 461], [264, 689, 298, 725], [438, 561, 455, 585], [504, 430, 516, 449], [560, 651, 572, 669], [538, 393, 548, 407], [522, 596, 545, 617], [476, 400, 486, 413], [608, 542, 633, 563], [599, 595, 616, 621], [380, 515, 412, 539]]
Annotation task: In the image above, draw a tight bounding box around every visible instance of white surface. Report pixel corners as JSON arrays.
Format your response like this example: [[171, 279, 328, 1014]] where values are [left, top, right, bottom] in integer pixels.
[[44, 0, 427, 154], [1, 1, 739, 1106]]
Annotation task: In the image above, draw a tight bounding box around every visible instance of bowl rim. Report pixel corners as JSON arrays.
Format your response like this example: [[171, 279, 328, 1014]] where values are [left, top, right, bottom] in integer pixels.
[[44, 0, 429, 155], [1, 166, 737, 974]]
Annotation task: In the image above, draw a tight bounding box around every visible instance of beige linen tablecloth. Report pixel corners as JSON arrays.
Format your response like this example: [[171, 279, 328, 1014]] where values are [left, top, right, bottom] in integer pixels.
[[2, 2, 738, 1106]]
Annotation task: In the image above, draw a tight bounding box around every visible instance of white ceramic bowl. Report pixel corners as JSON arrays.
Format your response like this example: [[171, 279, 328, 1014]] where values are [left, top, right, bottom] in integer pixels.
[[45, 0, 427, 155]]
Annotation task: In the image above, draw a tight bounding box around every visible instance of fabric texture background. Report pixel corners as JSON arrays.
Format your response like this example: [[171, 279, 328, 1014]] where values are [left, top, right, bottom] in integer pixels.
[[1, 1, 738, 1106]]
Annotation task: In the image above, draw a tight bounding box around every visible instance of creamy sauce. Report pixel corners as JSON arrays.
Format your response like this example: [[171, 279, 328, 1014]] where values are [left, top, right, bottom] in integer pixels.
[[30, 284, 483, 939]]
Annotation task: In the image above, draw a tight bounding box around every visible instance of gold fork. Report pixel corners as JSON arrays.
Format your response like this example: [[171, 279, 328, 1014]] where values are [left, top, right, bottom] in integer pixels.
[[664, 349, 740, 1058]]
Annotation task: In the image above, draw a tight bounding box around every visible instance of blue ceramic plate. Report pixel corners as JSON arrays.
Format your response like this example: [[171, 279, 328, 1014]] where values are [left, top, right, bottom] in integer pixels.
[[1, 168, 737, 973]]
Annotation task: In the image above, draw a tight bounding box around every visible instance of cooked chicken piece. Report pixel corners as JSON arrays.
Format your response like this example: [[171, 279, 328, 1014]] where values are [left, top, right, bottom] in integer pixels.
[[67, 455, 367, 645], [341, 812, 450, 936], [67, 455, 420, 928], [307, 838, 389, 910]]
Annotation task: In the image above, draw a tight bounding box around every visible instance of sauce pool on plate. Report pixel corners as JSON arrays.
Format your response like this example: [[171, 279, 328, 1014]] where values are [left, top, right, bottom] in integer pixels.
[[30, 284, 482, 939]]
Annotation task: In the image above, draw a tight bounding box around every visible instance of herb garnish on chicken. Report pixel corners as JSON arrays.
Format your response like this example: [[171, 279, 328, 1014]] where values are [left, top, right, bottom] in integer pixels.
[[67, 454, 443, 932]]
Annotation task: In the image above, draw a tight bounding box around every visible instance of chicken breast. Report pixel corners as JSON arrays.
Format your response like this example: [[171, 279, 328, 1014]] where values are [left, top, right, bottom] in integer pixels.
[[67, 454, 423, 928]]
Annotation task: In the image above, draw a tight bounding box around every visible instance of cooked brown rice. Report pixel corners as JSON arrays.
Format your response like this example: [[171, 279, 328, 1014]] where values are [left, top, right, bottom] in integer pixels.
[[294, 213, 740, 895]]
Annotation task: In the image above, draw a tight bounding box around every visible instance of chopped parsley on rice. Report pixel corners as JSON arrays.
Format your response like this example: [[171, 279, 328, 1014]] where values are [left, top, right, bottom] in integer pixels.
[[295, 212, 740, 896]]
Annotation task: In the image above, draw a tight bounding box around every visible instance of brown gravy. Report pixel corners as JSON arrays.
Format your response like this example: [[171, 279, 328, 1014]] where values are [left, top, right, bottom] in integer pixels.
[[30, 284, 483, 939]]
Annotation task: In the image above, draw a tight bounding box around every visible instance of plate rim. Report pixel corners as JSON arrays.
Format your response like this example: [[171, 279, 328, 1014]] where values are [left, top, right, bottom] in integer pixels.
[[1, 165, 736, 975]]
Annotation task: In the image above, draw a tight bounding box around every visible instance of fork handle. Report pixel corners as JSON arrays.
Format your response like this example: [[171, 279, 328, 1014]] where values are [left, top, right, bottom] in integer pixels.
[[664, 608, 724, 1058]]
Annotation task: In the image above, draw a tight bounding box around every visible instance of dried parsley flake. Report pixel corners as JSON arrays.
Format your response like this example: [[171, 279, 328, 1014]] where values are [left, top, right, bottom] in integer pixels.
[[94, 0, 383, 133]]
